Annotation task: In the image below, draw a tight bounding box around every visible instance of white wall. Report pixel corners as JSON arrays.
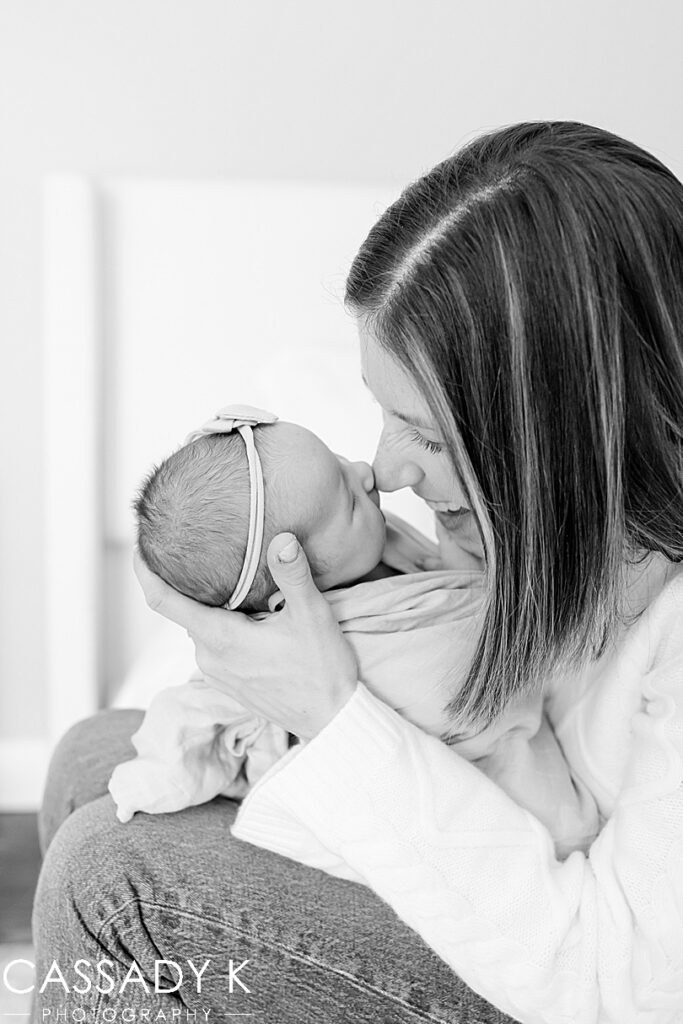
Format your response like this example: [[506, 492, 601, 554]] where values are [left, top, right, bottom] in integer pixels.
[[1, 0, 682, 742]]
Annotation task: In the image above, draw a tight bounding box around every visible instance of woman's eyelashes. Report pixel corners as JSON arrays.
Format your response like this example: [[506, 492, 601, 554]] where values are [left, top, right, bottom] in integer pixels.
[[408, 428, 444, 455]]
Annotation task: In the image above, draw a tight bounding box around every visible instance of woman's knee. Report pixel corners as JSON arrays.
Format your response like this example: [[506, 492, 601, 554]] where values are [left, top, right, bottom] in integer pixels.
[[33, 796, 133, 944], [31, 792, 182, 1016], [38, 708, 144, 855], [33, 791, 181, 946]]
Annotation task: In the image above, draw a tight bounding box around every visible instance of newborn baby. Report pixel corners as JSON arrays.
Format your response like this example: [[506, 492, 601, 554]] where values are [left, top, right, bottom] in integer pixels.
[[111, 405, 600, 859], [134, 410, 391, 614]]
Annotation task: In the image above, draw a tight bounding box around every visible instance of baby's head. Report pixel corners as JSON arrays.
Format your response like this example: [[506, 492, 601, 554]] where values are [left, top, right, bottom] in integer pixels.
[[135, 420, 386, 612]]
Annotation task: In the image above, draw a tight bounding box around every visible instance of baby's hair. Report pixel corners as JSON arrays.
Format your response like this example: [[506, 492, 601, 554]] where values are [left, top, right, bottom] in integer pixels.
[[135, 430, 279, 613]]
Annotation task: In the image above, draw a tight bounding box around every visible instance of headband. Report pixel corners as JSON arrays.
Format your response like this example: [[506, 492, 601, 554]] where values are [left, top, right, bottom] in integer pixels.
[[184, 404, 278, 611]]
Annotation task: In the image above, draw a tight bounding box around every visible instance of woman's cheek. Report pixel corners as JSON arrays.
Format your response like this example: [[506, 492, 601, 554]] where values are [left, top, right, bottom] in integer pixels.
[[431, 455, 465, 503]]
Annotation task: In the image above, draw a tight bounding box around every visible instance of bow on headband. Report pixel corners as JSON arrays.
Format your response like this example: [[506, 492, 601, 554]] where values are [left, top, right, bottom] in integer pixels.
[[184, 404, 278, 611]]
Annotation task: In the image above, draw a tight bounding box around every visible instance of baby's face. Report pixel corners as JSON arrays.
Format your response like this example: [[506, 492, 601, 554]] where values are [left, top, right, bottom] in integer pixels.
[[274, 423, 386, 589]]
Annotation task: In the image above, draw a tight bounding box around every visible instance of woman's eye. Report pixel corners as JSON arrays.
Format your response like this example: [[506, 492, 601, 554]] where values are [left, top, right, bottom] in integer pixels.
[[408, 428, 444, 455]]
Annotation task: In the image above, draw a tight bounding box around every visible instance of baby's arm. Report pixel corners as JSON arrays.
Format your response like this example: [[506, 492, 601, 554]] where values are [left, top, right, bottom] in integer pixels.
[[108, 675, 290, 822]]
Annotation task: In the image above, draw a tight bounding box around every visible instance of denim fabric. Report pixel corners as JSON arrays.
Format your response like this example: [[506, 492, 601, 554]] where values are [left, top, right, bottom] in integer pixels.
[[31, 710, 517, 1024]]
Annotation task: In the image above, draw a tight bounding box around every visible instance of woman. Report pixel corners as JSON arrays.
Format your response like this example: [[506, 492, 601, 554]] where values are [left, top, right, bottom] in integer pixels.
[[32, 121, 683, 1023]]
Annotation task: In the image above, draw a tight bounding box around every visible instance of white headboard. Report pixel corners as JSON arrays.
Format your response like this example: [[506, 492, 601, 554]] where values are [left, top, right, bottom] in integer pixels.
[[42, 174, 437, 735]]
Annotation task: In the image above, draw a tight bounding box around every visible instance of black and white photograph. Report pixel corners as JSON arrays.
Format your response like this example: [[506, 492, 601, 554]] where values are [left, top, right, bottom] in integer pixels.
[[1, 2, 682, 1021]]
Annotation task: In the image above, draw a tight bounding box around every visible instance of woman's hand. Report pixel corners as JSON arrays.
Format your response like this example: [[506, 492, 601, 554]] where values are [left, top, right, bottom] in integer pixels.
[[133, 534, 359, 741]]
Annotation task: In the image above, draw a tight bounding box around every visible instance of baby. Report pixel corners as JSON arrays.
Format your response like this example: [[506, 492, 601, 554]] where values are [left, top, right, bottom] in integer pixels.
[[134, 408, 392, 615], [110, 405, 600, 859]]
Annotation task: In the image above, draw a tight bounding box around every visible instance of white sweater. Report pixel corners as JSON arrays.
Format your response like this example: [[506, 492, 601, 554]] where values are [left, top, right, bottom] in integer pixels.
[[231, 553, 683, 1024]]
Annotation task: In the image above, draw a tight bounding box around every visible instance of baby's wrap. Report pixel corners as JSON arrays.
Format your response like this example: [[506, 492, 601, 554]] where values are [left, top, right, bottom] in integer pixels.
[[109, 514, 599, 859]]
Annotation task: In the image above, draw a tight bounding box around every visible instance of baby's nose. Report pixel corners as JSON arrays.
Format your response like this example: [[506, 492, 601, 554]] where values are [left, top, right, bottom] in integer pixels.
[[348, 461, 375, 493]]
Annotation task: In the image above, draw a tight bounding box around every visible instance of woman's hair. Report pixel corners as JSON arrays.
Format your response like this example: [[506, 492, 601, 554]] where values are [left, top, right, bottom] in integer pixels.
[[346, 121, 683, 736]]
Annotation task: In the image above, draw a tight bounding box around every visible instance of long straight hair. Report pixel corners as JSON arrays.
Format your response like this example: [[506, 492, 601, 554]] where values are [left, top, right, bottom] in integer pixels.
[[346, 121, 683, 734]]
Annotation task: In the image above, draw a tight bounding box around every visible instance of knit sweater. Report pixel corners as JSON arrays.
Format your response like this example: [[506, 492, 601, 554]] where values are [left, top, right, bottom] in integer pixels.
[[231, 553, 683, 1024]]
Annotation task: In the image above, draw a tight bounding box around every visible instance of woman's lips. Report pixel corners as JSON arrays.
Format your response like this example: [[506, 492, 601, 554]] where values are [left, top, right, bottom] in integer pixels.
[[424, 499, 470, 515], [434, 508, 470, 527], [430, 507, 473, 536]]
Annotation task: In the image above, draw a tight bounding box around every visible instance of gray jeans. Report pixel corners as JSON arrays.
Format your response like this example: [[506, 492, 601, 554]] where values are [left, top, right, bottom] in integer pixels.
[[31, 709, 516, 1024]]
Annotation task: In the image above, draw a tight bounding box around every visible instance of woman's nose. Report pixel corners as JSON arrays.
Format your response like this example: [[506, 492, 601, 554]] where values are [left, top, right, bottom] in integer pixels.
[[372, 444, 424, 493], [348, 461, 375, 493]]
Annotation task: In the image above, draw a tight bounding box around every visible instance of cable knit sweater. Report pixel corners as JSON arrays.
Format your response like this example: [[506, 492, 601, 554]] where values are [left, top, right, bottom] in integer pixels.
[[231, 553, 683, 1024]]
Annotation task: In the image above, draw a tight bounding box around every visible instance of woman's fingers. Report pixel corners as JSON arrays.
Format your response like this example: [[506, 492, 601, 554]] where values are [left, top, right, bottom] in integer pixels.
[[133, 548, 232, 645], [266, 533, 325, 618]]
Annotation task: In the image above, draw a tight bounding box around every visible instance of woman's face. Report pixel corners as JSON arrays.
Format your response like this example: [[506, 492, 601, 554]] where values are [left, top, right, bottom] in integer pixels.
[[359, 325, 471, 527]]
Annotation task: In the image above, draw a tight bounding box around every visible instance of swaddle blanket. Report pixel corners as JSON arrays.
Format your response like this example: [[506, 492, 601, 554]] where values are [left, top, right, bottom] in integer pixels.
[[109, 513, 600, 859]]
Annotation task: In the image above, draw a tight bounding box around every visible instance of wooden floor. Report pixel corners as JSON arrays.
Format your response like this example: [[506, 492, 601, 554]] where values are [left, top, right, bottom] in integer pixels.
[[0, 814, 41, 943]]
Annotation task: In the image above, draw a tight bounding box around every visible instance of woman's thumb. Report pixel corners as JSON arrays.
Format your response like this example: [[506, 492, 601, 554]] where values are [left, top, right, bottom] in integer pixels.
[[266, 533, 320, 612]]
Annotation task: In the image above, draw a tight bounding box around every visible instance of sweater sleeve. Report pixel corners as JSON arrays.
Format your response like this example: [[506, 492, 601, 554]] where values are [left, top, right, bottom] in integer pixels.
[[231, 625, 683, 1024]]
